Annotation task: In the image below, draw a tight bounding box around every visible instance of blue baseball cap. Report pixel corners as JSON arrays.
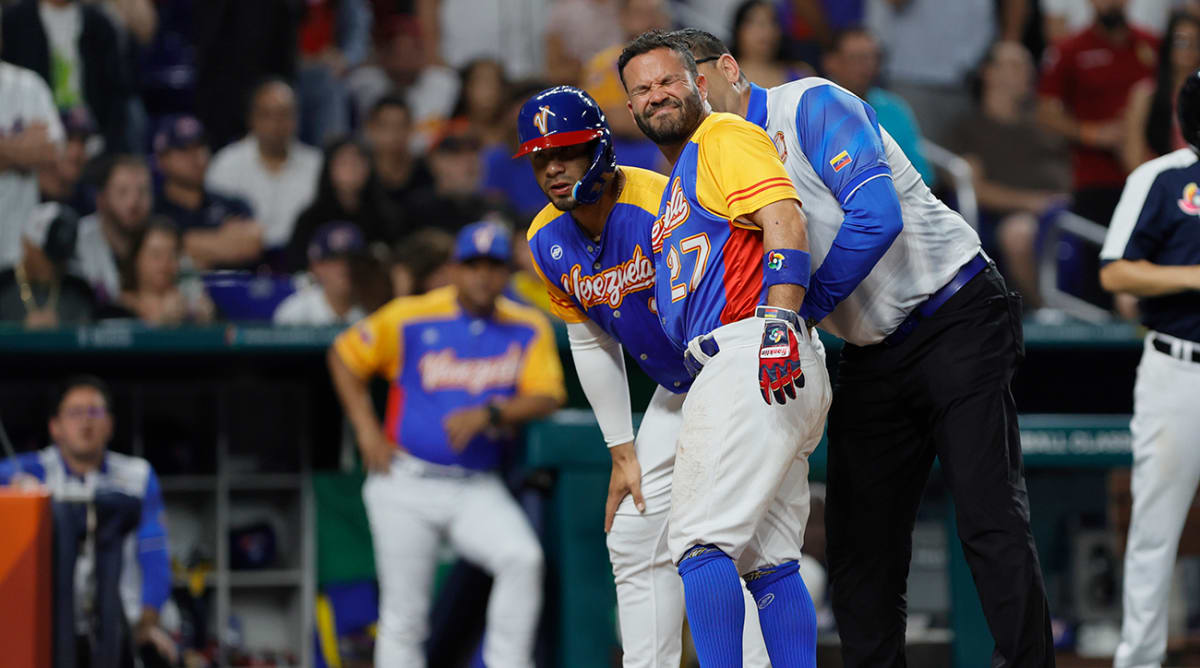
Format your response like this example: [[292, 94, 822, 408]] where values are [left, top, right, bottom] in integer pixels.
[[454, 221, 512, 264], [154, 115, 207, 153], [308, 221, 365, 263]]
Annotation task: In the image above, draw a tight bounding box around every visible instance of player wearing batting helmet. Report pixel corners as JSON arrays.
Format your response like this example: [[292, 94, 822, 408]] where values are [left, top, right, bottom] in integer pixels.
[[519, 85, 802, 667], [1102, 70, 1200, 668]]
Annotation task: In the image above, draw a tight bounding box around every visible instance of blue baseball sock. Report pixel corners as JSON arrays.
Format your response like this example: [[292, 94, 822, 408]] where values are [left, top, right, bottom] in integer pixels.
[[677, 545, 745, 667], [744, 560, 817, 668]]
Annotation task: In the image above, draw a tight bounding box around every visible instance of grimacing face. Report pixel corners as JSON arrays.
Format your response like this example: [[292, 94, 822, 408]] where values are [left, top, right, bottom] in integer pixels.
[[624, 47, 708, 146], [530, 142, 593, 211]]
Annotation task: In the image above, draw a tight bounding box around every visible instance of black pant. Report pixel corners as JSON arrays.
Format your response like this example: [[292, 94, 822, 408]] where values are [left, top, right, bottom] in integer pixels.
[[825, 266, 1054, 667]]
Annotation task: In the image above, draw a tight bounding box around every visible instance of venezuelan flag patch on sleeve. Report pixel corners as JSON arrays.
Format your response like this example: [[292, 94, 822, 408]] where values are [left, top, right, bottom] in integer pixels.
[[829, 150, 852, 173]]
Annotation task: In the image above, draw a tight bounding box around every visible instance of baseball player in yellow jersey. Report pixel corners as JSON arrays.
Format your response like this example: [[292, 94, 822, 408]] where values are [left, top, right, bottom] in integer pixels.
[[618, 31, 832, 668], [516, 85, 778, 667], [327, 221, 566, 668]]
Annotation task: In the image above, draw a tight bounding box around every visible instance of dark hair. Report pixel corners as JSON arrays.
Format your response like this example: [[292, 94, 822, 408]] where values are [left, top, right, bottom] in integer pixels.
[[393, 228, 456, 294], [672, 28, 731, 62], [246, 77, 295, 119], [450, 58, 511, 120], [56, 375, 114, 415], [98, 154, 149, 190], [121, 217, 181, 292], [828, 26, 875, 55], [368, 93, 411, 124], [1148, 12, 1200, 156], [617, 29, 699, 89], [729, 0, 785, 62]]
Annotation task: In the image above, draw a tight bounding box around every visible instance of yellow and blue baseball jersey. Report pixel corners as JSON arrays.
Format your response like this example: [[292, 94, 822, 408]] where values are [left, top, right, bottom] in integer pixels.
[[651, 112, 801, 349], [527, 165, 693, 392], [333, 286, 566, 470]]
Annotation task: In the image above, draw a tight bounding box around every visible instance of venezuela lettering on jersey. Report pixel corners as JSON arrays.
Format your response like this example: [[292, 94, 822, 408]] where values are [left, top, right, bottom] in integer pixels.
[[651, 177, 691, 253], [418, 342, 523, 394], [560, 245, 655, 309]]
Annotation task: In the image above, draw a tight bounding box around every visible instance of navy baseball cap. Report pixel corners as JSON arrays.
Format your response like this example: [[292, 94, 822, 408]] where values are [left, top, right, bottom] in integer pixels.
[[307, 221, 365, 263], [154, 115, 207, 153], [60, 107, 95, 139], [454, 221, 512, 263]]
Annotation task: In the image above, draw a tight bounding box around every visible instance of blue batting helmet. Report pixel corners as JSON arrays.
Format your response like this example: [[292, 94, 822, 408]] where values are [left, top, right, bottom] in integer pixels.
[[513, 86, 616, 205]]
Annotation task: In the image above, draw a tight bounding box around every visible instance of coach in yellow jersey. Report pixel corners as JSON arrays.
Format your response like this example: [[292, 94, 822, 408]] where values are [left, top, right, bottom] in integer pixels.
[[328, 221, 565, 668]]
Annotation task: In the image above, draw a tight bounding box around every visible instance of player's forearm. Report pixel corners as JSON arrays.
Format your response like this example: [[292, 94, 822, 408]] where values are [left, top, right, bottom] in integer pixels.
[[494, 394, 562, 426], [183, 222, 264, 268], [327, 348, 385, 441], [1100, 260, 1200, 297], [758, 200, 810, 312]]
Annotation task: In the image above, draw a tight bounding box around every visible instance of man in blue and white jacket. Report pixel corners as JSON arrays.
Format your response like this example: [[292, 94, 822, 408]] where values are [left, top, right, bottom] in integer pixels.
[[0, 375, 173, 663]]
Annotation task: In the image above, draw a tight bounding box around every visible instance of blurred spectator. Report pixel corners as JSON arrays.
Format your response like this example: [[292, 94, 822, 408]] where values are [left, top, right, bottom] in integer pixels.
[[0, 202, 94, 327], [1122, 11, 1200, 171], [109, 218, 215, 326], [152, 115, 264, 270], [670, 0, 743, 41], [407, 130, 517, 235], [88, 0, 157, 152], [822, 26, 937, 185], [390, 226, 455, 296], [1038, 0, 1159, 225], [417, 0, 549, 80], [206, 79, 322, 263], [0, 58, 64, 271], [481, 81, 556, 222], [448, 59, 511, 148], [505, 223, 553, 313], [38, 107, 94, 216], [1043, 0, 1192, 43], [274, 221, 368, 325], [866, 0, 1020, 145], [73, 154, 151, 304], [583, 0, 672, 142], [543, 0, 622, 83], [950, 41, 1072, 310], [193, 0, 301, 150], [730, 0, 811, 87], [288, 136, 391, 272], [296, 0, 371, 146], [0, 0, 132, 152], [345, 15, 460, 153], [363, 95, 433, 234]]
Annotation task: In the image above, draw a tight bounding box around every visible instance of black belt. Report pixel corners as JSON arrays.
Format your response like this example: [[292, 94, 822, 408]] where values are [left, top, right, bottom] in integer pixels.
[[1151, 334, 1200, 363], [883, 253, 990, 347]]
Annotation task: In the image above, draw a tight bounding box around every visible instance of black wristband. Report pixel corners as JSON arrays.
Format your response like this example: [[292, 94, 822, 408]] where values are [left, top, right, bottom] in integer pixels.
[[486, 401, 503, 427]]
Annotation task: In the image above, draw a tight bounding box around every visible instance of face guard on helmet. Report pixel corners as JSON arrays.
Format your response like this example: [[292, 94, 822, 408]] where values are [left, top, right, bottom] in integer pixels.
[[514, 86, 617, 205]]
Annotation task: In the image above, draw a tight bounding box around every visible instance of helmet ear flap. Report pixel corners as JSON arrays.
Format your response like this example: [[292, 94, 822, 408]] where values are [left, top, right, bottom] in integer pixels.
[[573, 135, 617, 205]]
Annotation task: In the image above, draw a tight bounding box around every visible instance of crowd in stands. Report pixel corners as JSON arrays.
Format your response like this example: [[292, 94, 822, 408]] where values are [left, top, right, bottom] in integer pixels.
[[1, 0, 1197, 330]]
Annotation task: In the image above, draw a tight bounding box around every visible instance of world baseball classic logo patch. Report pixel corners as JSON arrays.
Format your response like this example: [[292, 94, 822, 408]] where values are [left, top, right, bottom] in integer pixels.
[[772, 131, 788, 162], [767, 251, 785, 270], [829, 150, 852, 173], [1179, 182, 1200, 216]]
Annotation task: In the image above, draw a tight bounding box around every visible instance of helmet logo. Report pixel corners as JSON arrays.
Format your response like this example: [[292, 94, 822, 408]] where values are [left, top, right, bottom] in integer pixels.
[[474, 225, 498, 252], [1179, 183, 1200, 216], [533, 106, 557, 135]]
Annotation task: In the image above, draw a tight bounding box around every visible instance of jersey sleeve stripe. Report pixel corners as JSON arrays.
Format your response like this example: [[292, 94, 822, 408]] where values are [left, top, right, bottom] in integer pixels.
[[726, 179, 797, 208], [724, 177, 793, 204], [1101, 150, 1192, 259]]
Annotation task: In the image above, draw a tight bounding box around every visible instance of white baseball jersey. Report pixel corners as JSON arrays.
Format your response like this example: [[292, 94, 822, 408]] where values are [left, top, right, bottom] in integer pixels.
[[749, 79, 981, 345]]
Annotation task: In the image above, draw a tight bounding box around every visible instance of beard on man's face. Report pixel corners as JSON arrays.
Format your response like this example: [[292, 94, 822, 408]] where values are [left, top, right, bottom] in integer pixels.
[[634, 88, 705, 146]]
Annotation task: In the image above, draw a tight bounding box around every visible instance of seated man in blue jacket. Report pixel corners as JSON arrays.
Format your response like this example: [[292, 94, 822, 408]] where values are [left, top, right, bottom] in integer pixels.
[[0, 375, 175, 666]]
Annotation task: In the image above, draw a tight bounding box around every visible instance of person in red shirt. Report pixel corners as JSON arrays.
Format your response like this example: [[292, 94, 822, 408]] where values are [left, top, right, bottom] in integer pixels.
[[1038, 0, 1159, 226]]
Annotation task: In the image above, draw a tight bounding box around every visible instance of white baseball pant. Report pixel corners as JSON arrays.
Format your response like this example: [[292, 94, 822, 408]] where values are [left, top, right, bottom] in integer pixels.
[[1115, 333, 1200, 668], [607, 385, 772, 667], [668, 317, 832, 573], [363, 455, 544, 668]]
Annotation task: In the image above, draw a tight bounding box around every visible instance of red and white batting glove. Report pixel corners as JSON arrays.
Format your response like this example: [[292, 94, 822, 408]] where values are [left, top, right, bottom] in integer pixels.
[[757, 306, 806, 405]]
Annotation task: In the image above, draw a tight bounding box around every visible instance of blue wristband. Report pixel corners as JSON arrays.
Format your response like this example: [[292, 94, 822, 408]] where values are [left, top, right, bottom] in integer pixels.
[[762, 249, 811, 290]]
